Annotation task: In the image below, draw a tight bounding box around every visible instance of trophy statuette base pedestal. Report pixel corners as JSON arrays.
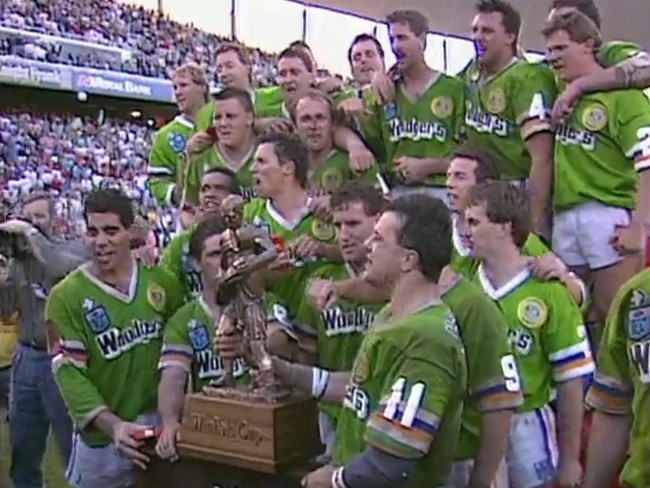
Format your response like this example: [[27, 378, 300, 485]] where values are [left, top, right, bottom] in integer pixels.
[[178, 391, 321, 474]]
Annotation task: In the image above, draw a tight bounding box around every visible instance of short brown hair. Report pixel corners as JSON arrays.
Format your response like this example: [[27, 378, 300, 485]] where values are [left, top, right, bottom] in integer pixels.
[[549, 0, 600, 28], [215, 42, 251, 66], [293, 89, 340, 125], [213, 87, 254, 114], [173, 62, 209, 101], [541, 10, 602, 51], [451, 143, 502, 183], [466, 180, 530, 248], [475, 0, 521, 54], [278, 48, 314, 73], [331, 181, 387, 217], [386, 10, 429, 36]]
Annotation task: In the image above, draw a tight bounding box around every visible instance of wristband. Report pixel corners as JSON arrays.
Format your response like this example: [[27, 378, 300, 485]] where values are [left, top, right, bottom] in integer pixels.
[[311, 367, 330, 400], [332, 466, 349, 488]]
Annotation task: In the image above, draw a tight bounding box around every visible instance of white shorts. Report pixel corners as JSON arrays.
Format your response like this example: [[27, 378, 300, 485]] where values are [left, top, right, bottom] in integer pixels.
[[443, 458, 509, 488], [391, 185, 448, 206], [507, 405, 558, 488], [553, 201, 631, 269], [66, 413, 160, 488], [318, 411, 336, 457]]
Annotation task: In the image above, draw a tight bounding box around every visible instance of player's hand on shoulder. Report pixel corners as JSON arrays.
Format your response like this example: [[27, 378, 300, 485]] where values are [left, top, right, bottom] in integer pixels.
[[308, 278, 339, 310], [338, 97, 372, 118], [317, 76, 343, 95], [530, 252, 567, 280], [255, 117, 295, 135], [111, 421, 152, 469], [290, 235, 323, 261], [371, 70, 396, 104], [186, 131, 214, 155], [309, 194, 332, 222], [155, 422, 180, 462], [348, 142, 375, 174], [132, 246, 158, 267], [552, 81, 583, 127]]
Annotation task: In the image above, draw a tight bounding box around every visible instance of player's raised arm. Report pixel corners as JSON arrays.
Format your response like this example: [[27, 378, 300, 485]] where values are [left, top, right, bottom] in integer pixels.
[[46, 285, 110, 431], [271, 357, 350, 403], [583, 281, 636, 488]]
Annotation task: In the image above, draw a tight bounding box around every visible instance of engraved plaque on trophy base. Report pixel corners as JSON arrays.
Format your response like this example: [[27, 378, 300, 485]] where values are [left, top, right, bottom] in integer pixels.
[[177, 391, 321, 474]]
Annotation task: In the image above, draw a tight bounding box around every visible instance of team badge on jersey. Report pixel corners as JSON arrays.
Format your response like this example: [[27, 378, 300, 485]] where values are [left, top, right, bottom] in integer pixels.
[[351, 349, 370, 384], [321, 168, 343, 193], [147, 284, 166, 312], [517, 297, 548, 329], [188, 320, 210, 351], [82, 298, 111, 333], [168, 132, 187, 153], [312, 220, 335, 241], [581, 103, 608, 132], [431, 96, 453, 118], [383, 102, 398, 120], [487, 88, 506, 114], [628, 289, 650, 341]]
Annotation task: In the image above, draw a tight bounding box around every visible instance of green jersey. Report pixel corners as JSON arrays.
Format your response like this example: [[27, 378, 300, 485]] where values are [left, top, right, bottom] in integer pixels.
[[160, 230, 202, 301], [147, 115, 194, 206], [461, 58, 556, 181], [244, 197, 336, 318], [554, 89, 650, 211], [334, 303, 466, 488], [195, 87, 285, 132], [310, 149, 378, 194], [45, 264, 184, 446], [442, 277, 523, 461], [474, 266, 593, 411], [185, 144, 257, 203], [586, 269, 650, 488], [159, 296, 250, 391], [364, 74, 465, 187], [297, 264, 381, 421], [599, 41, 644, 67]]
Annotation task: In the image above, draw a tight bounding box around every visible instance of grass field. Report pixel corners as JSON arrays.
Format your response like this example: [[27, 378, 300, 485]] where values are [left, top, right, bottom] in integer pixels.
[[0, 411, 68, 488]]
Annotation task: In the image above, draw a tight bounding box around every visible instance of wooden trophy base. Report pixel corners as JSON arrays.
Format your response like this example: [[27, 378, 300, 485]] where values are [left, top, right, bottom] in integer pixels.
[[177, 389, 321, 474]]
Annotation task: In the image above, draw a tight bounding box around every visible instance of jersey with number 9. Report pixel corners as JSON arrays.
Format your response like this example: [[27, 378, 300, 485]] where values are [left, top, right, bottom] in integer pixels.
[[442, 277, 523, 461], [553, 89, 650, 211], [334, 303, 467, 488]]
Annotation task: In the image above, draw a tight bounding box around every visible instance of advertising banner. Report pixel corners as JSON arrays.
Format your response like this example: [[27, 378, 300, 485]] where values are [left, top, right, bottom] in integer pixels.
[[72, 70, 174, 103], [0, 57, 73, 90]]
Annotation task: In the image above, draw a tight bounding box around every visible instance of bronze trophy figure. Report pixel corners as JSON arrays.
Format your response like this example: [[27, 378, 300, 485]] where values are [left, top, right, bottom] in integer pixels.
[[203, 195, 288, 401]]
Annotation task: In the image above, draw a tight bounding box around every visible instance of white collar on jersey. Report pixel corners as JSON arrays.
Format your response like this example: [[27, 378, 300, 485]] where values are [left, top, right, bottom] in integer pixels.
[[173, 114, 194, 130], [478, 264, 531, 300], [452, 214, 472, 257], [79, 258, 139, 304], [265, 196, 313, 231]]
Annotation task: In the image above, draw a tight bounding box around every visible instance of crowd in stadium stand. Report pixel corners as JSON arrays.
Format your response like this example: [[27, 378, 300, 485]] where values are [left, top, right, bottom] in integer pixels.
[[1, 0, 282, 85]]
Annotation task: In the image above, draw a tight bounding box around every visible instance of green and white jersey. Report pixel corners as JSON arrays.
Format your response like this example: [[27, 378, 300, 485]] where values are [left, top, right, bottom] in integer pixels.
[[460, 58, 556, 181], [244, 197, 336, 319], [310, 149, 378, 194], [586, 268, 650, 488], [474, 266, 594, 412], [297, 264, 381, 421], [442, 277, 523, 461], [160, 229, 202, 301], [46, 264, 184, 447], [147, 115, 194, 206], [363, 74, 465, 187], [159, 296, 250, 391], [195, 87, 286, 133], [334, 303, 466, 488], [554, 89, 650, 211], [185, 143, 257, 204]]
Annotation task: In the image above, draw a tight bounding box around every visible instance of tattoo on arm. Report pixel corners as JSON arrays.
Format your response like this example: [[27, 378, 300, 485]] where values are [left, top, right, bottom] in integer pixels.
[[614, 54, 650, 89]]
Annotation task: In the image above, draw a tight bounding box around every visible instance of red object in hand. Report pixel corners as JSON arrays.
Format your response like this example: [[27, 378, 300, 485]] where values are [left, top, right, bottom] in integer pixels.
[[131, 426, 162, 441]]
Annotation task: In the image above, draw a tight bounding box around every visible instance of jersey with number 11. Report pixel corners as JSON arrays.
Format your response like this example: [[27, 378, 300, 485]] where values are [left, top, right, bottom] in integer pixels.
[[460, 58, 556, 181]]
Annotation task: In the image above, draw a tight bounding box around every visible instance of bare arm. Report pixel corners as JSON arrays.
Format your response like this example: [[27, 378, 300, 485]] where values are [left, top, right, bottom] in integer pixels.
[[272, 357, 350, 403], [333, 125, 368, 153], [633, 170, 650, 234], [583, 412, 631, 488], [577, 53, 650, 93], [93, 410, 124, 437], [334, 275, 390, 304], [470, 410, 512, 488], [556, 379, 585, 470], [158, 367, 189, 428], [525, 132, 554, 238]]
